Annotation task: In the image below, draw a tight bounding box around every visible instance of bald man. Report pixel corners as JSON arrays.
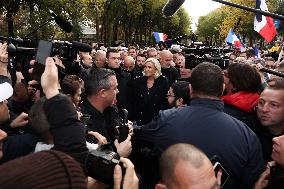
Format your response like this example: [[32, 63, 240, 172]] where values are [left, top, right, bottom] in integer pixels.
[[156, 143, 221, 189], [159, 50, 179, 86], [123, 56, 135, 72], [94, 50, 106, 68]]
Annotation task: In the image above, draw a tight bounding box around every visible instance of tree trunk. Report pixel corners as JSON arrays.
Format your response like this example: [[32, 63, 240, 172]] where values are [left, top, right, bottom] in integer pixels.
[[6, 12, 14, 37]]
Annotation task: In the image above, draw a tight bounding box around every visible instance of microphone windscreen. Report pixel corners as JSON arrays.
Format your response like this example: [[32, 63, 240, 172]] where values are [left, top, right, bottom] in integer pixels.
[[54, 15, 73, 33], [71, 41, 92, 52], [162, 0, 185, 17], [16, 47, 37, 54]]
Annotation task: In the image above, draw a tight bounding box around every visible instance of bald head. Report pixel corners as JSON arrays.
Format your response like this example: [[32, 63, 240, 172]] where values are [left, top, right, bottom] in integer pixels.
[[95, 50, 106, 68], [124, 56, 135, 72], [160, 50, 173, 69], [158, 144, 217, 189]]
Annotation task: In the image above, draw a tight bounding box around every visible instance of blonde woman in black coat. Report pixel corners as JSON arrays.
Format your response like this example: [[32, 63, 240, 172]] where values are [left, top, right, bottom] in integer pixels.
[[129, 58, 169, 125]]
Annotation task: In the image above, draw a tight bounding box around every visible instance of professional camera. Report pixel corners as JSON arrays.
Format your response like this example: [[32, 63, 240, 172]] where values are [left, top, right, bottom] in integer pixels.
[[183, 47, 230, 70], [80, 114, 98, 144], [80, 112, 127, 185], [81, 109, 129, 144], [86, 145, 125, 185], [117, 108, 129, 143], [30, 40, 92, 81]]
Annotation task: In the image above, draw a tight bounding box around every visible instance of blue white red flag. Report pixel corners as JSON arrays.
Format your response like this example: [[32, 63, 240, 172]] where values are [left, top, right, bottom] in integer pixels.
[[254, 0, 276, 42], [226, 28, 242, 48], [253, 46, 261, 58], [153, 32, 168, 43]]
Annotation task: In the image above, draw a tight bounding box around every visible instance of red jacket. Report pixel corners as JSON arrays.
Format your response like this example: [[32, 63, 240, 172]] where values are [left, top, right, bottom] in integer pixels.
[[221, 91, 260, 113]]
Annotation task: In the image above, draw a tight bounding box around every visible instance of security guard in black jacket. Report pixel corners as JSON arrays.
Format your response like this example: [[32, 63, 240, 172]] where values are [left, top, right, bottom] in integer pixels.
[[132, 62, 265, 189]]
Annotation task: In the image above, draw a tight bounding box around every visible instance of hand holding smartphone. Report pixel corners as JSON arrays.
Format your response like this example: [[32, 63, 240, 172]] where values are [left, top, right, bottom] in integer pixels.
[[211, 155, 230, 188], [32, 40, 53, 81]]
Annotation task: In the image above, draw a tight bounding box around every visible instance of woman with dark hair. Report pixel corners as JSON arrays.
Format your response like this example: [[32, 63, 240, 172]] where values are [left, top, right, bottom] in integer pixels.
[[222, 63, 262, 127], [129, 58, 169, 125], [61, 75, 84, 109]]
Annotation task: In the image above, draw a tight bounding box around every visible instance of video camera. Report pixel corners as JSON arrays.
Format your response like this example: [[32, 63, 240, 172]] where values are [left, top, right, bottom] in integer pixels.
[[1, 36, 93, 84], [86, 145, 125, 186], [80, 109, 129, 186], [183, 47, 230, 70], [36, 40, 92, 63], [31, 40, 92, 81]]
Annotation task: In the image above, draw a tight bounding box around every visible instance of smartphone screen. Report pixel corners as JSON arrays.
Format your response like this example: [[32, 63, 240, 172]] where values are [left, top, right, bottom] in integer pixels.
[[213, 162, 230, 188], [36, 40, 53, 65]]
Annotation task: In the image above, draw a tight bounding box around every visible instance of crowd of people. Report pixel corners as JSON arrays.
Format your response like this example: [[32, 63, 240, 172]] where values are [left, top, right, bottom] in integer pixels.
[[0, 39, 284, 189]]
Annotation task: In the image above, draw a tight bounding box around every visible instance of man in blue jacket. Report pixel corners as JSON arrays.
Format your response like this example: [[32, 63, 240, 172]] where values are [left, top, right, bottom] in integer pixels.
[[133, 62, 265, 189]]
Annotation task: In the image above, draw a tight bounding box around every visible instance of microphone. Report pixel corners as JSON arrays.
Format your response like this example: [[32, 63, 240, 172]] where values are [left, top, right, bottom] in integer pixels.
[[260, 68, 284, 78], [0, 36, 26, 44], [117, 109, 129, 143], [71, 41, 92, 52], [49, 9, 73, 33], [121, 109, 128, 125], [162, 0, 185, 17], [7, 43, 36, 55]]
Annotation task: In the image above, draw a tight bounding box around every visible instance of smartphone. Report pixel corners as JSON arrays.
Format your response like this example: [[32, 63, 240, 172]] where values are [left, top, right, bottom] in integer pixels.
[[213, 161, 230, 188], [36, 40, 53, 65], [32, 40, 53, 81]]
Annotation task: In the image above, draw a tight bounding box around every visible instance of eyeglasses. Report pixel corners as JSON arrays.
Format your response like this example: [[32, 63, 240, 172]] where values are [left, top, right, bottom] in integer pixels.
[[167, 94, 175, 97], [265, 65, 276, 69]]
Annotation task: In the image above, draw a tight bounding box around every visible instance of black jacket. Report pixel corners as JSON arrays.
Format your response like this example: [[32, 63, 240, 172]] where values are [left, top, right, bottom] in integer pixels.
[[224, 103, 256, 128], [248, 118, 284, 162], [80, 99, 121, 142], [105, 66, 131, 111], [161, 66, 179, 86], [0, 133, 38, 164], [43, 94, 88, 168], [130, 65, 143, 79], [129, 76, 169, 125], [133, 98, 265, 189]]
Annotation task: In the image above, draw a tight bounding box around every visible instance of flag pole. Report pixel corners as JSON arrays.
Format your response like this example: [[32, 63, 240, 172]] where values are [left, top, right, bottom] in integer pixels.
[[212, 0, 284, 21]]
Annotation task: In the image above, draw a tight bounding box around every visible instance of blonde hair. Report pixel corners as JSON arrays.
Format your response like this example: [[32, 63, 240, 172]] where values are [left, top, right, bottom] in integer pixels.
[[145, 58, 162, 79]]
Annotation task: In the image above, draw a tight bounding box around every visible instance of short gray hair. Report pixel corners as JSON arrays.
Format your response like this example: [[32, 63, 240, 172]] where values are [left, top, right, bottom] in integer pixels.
[[85, 68, 116, 96], [159, 143, 208, 186]]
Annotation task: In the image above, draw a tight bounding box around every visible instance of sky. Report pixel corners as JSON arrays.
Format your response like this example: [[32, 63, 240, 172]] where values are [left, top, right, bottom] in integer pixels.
[[182, 0, 222, 32]]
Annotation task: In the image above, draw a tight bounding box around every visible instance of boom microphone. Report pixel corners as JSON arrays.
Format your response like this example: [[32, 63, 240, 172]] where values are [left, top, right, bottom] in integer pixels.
[[71, 41, 92, 52], [260, 68, 284, 78], [7, 43, 36, 55], [162, 0, 185, 17], [49, 9, 73, 33]]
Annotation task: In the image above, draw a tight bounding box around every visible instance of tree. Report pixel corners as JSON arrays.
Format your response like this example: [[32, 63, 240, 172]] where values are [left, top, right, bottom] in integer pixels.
[[218, 0, 255, 45], [0, 0, 21, 37], [0, 0, 192, 46], [196, 7, 226, 45]]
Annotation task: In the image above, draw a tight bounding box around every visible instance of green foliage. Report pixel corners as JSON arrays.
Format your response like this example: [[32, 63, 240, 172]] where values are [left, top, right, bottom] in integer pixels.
[[196, 8, 226, 42], [196, 0, 283, 45], [0, 0, 192, 45]]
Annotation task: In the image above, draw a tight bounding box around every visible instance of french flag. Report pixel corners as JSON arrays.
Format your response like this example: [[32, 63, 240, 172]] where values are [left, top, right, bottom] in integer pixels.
[[254, 0, 276, 42], [226, 29, 242, 48], [153, 32, 168, 43]]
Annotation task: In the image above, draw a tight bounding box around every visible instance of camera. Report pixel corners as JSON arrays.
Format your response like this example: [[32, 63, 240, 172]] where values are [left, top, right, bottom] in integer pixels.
[[80, 114, 99, 144], [86, 145, 125, 185], [80, 113, 127, 185], [116, 109, 129, 143], [183, 47, 230, 70]]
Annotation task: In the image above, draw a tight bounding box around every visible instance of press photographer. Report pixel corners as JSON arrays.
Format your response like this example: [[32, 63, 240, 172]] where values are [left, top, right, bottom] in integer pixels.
[[39, 57, 137, 188], [80, 68, 132, 158]]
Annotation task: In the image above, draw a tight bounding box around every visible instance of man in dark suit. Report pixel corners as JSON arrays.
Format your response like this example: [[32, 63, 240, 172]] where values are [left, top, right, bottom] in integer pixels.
[[133, 62, 265, 189]]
